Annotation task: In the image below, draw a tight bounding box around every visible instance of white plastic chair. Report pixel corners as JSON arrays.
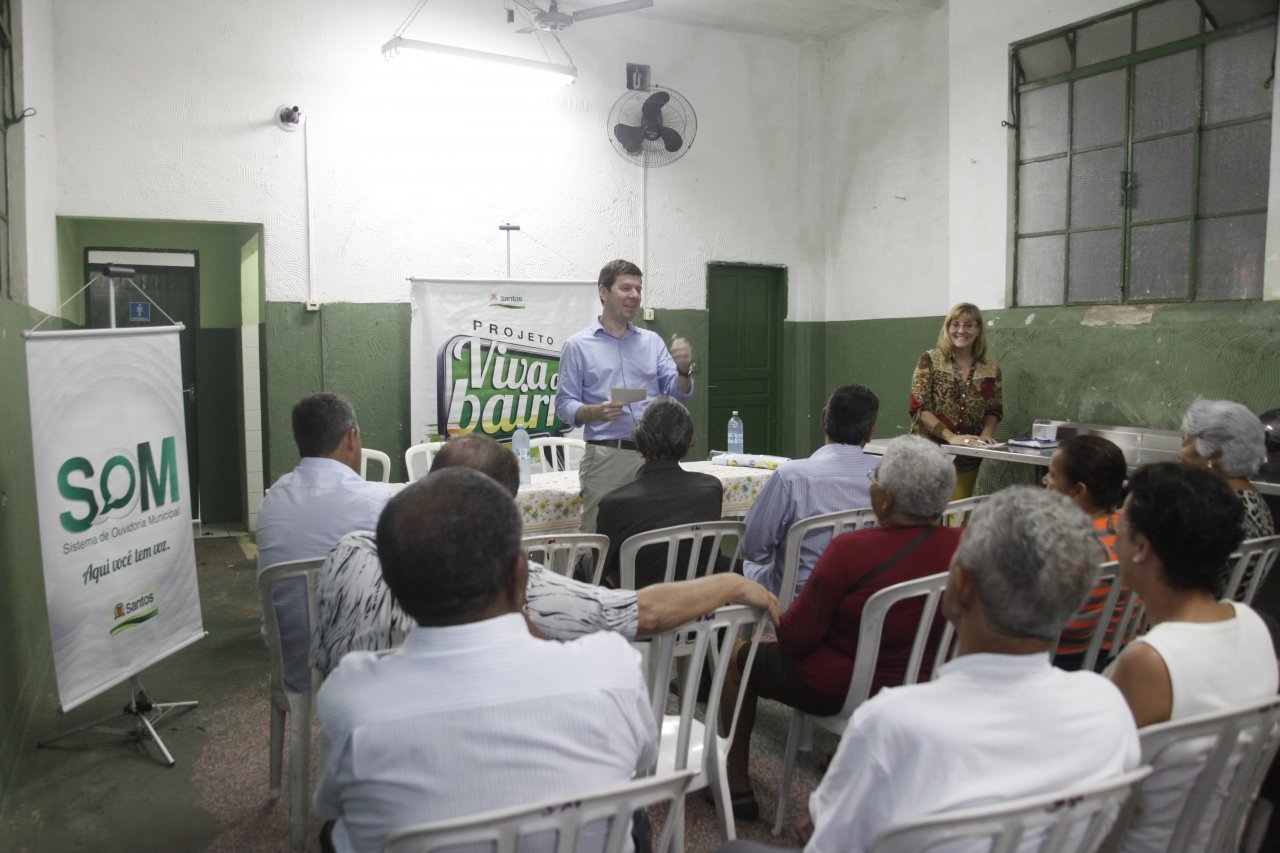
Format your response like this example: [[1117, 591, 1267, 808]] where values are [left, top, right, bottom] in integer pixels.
[[360, 447, 391, 483], [871, 766, 1152, 853], [523, 533, 609, 579], [1051, 563, 1136, 672], [1109, 593, 1147, 657], [1102, 694, 1280, 853], [613, 520, 745, 589], [776, 507, 877, 611], [530, 436, 587, 473], [1223, 534, 1280, 604], [257, 558, 324, 853], [644, 604, 771, 852], [404, 441, 446, 481], [382, 769, 697, 853], [772, 571, 955, 836], [940, 494, 989, 527]]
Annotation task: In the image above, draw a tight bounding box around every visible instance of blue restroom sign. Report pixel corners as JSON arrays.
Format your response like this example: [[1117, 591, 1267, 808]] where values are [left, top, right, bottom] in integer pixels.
[[128, 302, 150, 322]]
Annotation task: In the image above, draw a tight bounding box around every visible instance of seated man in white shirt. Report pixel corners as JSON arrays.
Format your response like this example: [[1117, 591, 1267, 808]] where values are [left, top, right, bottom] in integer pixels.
[[312, 433, 778, 677], [719, 487, 1141, 853], [741, 385, 880, 596], [314, 467, 657, 853], [256, 392, 389, 692]]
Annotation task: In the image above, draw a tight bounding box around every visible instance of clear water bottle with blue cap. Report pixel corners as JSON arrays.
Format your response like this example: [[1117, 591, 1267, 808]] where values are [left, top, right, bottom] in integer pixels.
[[727, 411, 744, 455], [513, 426, 532, 485]]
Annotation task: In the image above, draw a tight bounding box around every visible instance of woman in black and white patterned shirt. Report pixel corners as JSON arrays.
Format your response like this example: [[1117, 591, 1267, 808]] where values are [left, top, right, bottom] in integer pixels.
[[1178, 399, 1276, 541]]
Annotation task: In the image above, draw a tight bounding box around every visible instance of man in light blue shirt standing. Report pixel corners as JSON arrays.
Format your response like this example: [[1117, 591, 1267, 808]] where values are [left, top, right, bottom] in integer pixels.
[[555, 259, 695, 532], [742, 385, 880, 597]]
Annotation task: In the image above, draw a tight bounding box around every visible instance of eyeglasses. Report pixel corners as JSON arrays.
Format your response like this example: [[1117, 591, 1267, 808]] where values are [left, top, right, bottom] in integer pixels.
[[866, 467, 879, 483], [949, 322, 979, 332]]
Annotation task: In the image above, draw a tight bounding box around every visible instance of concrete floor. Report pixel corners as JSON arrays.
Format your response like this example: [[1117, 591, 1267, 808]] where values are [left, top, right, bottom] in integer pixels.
[[0, 535, 310, 853]]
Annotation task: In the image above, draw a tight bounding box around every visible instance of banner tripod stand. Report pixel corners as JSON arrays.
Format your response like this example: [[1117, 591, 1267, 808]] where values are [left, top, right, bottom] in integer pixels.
[[37, 675, 199, 767]]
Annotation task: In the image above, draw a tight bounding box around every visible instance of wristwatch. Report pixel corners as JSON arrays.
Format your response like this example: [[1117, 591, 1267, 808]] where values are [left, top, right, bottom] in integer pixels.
[[678, 362, 695, 378]]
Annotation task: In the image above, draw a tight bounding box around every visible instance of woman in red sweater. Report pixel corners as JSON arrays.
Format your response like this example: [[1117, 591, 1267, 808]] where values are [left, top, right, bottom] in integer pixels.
[[719, 435, 963, 819]]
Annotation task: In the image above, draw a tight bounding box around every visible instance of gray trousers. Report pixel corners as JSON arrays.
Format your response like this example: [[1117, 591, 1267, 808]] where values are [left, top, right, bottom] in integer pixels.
[[577, 443, 643, 533]]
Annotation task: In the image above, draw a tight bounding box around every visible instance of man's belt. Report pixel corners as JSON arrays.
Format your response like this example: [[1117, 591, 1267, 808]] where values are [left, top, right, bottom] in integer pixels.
[[587, 438, 638, 451]]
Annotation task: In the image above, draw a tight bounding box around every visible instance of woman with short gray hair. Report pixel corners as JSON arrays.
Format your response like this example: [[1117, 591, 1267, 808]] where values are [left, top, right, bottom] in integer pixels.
[[719, 435, 961, 819], [1179, 399, 1275, 539]]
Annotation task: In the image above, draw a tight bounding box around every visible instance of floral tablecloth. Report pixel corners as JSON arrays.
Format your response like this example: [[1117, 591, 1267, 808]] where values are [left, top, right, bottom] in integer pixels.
[[681, 460, 775, 518], [390, 461, 776, 534], [515, 470, 584, 534]]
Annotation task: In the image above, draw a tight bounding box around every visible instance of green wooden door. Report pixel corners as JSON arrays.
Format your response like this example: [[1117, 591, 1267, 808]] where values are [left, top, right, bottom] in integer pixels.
[[707, 265, 785, 455]]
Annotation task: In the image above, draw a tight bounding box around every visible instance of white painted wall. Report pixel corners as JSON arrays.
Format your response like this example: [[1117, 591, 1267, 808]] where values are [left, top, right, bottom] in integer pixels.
[[821, 8, 950, 322], [49, 0, 812, 315], [33, 0, 1280, 323], [15, 0, 57, 315]]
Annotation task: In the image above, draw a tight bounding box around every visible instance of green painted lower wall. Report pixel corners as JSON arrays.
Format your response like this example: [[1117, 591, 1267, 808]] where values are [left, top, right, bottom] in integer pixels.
[[264, 302, 411, 483], [261, 303, 805, 482], [261, 299, 1280, 495], [639, 309, 709, 455], [645, 312, 826, 460], [0, 300, 67, 803], [823, 301, 1280, 493]]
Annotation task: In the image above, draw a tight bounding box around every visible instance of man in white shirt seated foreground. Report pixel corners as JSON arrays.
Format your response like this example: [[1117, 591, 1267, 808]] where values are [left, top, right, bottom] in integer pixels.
[[256, 392, 389, 692], [720, 487, 1140, 853], [311, 433, 778, 677], [314, 467, 658, 853]]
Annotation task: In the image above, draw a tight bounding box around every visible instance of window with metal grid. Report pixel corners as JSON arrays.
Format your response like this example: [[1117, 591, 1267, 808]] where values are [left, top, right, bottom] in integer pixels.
[[1011, 0, 1276, 306]]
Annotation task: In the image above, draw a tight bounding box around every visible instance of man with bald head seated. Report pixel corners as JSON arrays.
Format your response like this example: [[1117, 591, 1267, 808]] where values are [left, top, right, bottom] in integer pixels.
[[314, 469, 656, 853], [311, 433, 778, 677]]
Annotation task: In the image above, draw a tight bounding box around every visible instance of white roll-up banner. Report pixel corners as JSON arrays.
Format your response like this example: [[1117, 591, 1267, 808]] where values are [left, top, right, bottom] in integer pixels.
[[25, 327, 204, 711], [409, 279, 599, 444]]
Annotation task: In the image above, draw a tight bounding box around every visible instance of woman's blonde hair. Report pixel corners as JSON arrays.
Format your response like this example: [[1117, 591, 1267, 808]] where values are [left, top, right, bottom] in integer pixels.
[[937, 302, 987, 360]]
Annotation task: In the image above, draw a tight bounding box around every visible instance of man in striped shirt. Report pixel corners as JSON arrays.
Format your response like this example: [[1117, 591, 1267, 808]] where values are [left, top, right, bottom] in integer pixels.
[[311, 433, 778, 677], [742, 385, 880, 597]]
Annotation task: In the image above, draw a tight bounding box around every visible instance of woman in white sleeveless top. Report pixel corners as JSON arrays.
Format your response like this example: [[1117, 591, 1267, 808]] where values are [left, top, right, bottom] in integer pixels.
[[1107, 462, 1278, 853]]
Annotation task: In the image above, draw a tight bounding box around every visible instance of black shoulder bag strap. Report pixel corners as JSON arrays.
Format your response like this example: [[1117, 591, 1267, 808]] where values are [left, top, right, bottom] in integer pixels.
[[848, 525, 940, 594]]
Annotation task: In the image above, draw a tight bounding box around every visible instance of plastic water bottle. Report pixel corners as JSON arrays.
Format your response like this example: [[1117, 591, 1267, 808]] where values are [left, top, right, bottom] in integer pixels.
[[513, 427, 532, 486], [727, 411, 744, 455]]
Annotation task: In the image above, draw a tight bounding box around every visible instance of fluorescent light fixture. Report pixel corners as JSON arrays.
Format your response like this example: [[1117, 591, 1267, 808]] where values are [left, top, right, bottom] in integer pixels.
[[382, 36, 577, 83]]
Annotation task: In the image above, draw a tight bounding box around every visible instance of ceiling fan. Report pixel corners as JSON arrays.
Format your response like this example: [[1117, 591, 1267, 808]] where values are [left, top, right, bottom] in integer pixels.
[[510, 0, 653, 33]]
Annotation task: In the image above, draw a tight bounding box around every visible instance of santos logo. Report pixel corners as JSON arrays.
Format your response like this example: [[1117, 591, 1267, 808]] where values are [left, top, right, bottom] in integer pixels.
[[57, 436, 181, 534], [110, 588, 158, 635], [488, 292, 526, 309]]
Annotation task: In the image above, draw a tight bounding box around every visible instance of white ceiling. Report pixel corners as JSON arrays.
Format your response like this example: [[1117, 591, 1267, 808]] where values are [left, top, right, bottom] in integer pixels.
[[553, 0, 944, 42]]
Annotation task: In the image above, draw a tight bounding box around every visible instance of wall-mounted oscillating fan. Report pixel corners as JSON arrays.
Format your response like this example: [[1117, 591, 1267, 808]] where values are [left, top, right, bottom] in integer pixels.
[[608, 86, 697, 167]]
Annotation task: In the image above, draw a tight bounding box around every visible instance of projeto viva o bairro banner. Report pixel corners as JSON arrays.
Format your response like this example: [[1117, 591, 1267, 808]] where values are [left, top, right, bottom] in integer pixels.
[[409, 279, 600, 444]]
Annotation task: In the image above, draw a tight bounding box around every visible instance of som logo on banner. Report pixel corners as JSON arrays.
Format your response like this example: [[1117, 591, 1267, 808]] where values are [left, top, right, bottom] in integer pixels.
[[56, 436, 181, 533]]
